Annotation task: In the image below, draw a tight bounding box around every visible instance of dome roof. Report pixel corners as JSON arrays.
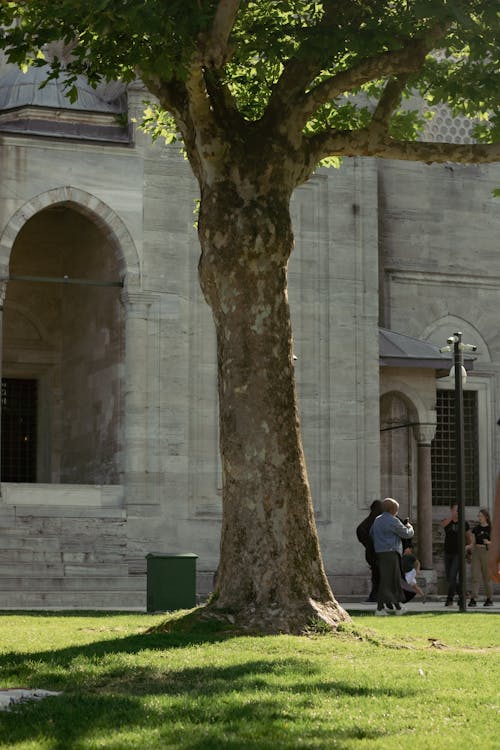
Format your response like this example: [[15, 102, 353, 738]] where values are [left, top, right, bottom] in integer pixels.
[[0, 64, 126, 113]]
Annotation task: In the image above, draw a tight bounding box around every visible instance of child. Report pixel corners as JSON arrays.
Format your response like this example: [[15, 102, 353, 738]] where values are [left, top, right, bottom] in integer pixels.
[[402, 544, 426, 600]]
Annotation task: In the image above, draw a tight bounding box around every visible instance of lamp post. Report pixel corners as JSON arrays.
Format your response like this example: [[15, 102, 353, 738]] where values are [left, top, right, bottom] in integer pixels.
[[439, 332, 476, 612]]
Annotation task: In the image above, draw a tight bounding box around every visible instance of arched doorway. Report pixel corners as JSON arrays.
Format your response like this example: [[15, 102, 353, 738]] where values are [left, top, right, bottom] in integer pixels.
[[379, 391, 417, 520], [2, 202, 125, 484]]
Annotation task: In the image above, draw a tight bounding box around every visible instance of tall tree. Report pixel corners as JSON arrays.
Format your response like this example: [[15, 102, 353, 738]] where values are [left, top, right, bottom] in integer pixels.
[[1, 1, 499, 632]]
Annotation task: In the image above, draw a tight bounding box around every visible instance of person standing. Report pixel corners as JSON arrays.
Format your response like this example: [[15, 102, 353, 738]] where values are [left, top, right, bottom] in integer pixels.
[[356, 499, 383, 602], [489, 469, 500, 584], [369, 497, 414, 616], [441, 503, 472, 607], [467, 509, 494, 607]]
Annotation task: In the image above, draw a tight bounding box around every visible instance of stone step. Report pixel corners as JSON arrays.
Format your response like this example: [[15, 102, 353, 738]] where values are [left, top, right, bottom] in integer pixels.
[[12, 505, 126, 519], [0, 590, 146, 610], [0, 497, 144, 609], [0, 562, 130, 577], [0, 550, 130, 564], [0, 575, 145, 591]]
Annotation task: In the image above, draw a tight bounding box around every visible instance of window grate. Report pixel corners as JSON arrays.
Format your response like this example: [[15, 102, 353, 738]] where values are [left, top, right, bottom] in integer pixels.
[[1, 378, 37, 482], [431, 390, 479, 506]]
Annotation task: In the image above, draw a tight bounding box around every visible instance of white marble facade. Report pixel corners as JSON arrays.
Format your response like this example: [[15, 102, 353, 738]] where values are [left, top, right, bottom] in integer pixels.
[[0, 66, 499, 608]]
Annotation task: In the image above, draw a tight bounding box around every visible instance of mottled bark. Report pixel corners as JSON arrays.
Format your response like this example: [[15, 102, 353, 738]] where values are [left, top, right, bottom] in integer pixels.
[[197, 177, 349, 633]]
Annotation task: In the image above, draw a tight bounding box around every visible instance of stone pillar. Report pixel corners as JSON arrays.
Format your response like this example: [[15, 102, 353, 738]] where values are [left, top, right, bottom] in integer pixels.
[[0, 281, 7, 490], [122, 290, 158, 511], [412, 423, 436, 570]]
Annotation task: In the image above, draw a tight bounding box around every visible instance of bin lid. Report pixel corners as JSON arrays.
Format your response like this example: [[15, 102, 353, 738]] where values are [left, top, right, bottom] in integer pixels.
[[146, 552, 198, 558]]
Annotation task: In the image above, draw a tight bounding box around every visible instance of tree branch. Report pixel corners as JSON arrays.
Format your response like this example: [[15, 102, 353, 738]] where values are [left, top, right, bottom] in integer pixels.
[[272, 20, 448, 138], [303, 24, 445, 117], [183, 60, 214, 125], [203, 68, 245, 131], [139, 70, 204, 180], [266, 0, 371, 122], [154, 60, 239, 183], [371, 75, 409, 133], [200, 0, 240, 69], [306, 127, 500, 167], [367, 138, 500, 165]]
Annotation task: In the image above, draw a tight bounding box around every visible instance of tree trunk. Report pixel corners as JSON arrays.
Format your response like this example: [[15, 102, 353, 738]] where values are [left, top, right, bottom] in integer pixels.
[[197, 178, 350, 633]]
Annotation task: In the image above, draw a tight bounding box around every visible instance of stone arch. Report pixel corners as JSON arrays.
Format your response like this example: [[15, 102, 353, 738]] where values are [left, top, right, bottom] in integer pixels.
[[380, 381, 434, 429], [1, 190, 132, 485], [0, 187, 140, 288], [420, 314, 491, 364], [379, 384, 436, 521]]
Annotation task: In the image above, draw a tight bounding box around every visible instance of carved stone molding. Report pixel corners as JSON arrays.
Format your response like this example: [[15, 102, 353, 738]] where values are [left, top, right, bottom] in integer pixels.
[[387, 267, 500, 291], [412, 422, 436, 446], [121, 290, 157, 318], [0, 280, 7, 309]]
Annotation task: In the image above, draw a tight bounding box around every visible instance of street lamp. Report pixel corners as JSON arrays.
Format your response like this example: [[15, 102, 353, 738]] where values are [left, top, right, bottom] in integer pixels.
[[439, 332, 476, 612]]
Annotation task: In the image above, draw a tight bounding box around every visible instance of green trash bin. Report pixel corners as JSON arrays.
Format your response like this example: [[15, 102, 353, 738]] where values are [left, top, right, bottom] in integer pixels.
[[146, 553, 198, 613]]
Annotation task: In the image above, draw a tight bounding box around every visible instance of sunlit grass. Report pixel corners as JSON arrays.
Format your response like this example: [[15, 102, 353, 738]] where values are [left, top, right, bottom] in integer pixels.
[[0, 610, 498, 749]]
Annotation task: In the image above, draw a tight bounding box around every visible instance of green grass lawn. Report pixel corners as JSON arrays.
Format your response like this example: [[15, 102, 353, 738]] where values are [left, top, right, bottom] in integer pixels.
[[0, 609, 498, 749]]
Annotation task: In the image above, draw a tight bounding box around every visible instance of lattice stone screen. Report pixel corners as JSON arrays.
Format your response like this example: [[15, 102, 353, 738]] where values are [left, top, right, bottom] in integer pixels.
[[431, 389, 479, 506], [1, 378, 38, 482]]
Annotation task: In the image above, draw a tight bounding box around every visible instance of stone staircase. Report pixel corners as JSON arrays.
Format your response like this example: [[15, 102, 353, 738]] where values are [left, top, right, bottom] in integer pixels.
[[0, 491, 146, 610]]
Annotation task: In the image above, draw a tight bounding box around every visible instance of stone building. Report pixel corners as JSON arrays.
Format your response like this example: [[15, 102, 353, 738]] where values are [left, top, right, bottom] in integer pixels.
[[0, 58, 499, 608]]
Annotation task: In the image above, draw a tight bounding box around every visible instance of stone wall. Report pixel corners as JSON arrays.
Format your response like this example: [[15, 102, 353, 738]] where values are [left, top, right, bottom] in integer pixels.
[[1, 85, 499, 607], [289, 159, 380, 596], [379, 159, 500, 515]]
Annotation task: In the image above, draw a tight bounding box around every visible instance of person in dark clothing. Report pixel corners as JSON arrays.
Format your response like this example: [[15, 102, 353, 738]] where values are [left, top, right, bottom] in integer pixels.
[[441, 503, 472, 607], [489, 468, 500, 584], [369, 497, 414, 615], [356, 499, 383, 602], [467, 508, 493, 607]]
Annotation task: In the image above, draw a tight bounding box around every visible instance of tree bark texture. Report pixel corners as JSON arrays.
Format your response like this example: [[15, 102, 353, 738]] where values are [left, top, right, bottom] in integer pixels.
[[197, 178, 350, 633]]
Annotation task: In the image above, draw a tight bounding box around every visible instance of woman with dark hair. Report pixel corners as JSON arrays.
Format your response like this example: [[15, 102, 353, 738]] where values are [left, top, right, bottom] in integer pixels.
[[489, 422, 500, 585], [467, 508, 493, 607], [356, 499, 383, 602], [489, 471, 500, 584]]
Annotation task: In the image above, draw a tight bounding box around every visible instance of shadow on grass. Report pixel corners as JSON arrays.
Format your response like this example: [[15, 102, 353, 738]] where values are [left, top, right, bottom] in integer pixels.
[[0, 662, 404, 750], [0, 618, 413, 749], [0, 689, 388, 750]]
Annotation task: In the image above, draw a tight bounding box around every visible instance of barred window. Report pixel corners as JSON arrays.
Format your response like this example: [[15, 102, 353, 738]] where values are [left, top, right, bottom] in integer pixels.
[[431, 390, 479, 506], [1, 378, 38, 482]]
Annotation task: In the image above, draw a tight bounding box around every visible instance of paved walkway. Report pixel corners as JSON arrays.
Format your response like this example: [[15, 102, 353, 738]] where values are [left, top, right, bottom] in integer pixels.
[[340, 597, 500, 614], [0, 688, 61, 711]]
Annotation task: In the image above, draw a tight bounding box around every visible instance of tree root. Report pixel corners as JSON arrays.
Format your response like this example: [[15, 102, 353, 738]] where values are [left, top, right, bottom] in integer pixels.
[[202, 596, 351, 635], [147, 597, 351, 637]]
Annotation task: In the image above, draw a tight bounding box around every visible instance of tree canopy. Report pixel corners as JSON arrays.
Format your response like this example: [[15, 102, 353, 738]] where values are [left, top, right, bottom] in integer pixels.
[[1, 1, 500, 178]]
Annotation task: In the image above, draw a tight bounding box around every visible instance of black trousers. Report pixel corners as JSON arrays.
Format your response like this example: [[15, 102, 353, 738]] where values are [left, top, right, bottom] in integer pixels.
[[368, 561, 380, 600], [445, 553, 459, 601], [376, 551, 403, 608]]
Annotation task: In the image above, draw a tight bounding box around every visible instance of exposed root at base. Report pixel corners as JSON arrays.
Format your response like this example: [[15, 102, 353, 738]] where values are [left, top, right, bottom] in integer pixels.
[[215, 598, 352, 635], [148, 597, 351, 636]]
